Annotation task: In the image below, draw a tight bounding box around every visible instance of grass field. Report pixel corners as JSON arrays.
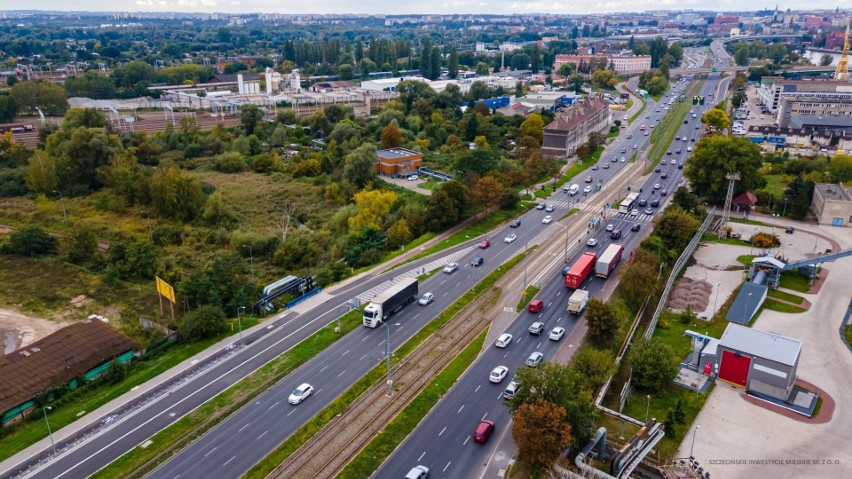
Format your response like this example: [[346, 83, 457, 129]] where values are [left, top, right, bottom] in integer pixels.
[[779, 271, 812, 293], [762, 174, 790, 198], [766, 289, 805, 305], [845, 326, 852, 347], [762, 298, 806, 313]]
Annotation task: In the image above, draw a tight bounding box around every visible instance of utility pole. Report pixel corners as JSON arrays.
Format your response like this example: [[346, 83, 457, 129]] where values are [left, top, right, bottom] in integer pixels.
[[52, 190, 67, 224]]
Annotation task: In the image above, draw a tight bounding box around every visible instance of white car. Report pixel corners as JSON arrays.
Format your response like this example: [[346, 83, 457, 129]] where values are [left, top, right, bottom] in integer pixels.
[[583, 185, 592, 194], [495, 333, 513, 348], [418, 292, 434, 305], [489, 366, 509, 384], [525, 352, 544, 367], [630, 208, 639, 216], [549, 327, 566, 341], [605, 223, 615, 232], [671, 158, 677, 164], [504, 234, 517, 243], [405, 465, 430, 479], [653, 183, 661, 190], [407, 175, 419, 181], [443, 263, 459, 274], [542, 215, 553, 224], [687, 146, 693, 152], [288, 383, 314, 405], [587, 238, 598, 247]]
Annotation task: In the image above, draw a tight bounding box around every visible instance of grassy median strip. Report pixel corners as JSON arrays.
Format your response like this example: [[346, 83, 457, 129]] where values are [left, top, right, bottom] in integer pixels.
[[628, 94, 647, 125], [515, 286, 541, 312], [90, 309, 365, 479], [337, 328, 488, 479], [645, 81, 703, 174], [243, 248, 533, 479]]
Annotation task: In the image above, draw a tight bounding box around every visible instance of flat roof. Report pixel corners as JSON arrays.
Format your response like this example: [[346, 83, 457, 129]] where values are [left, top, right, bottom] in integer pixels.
[[376, 148, 422, 161], [720, 323, 801, 367], [815, 183, 852, 202]]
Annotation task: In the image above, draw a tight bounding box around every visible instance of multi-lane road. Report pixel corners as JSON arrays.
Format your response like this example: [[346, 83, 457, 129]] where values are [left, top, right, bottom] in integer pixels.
[[376, 73, 730, 479]]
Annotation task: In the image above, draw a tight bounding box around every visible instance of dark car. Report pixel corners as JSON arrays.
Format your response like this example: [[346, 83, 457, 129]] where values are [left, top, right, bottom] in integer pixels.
[[661, 172, 668, 179], [471, 256, 484, 267], [678, 162, 684, 169], [785, 226, 795, 234], [610, 229, 622, 240], [651, 199, 660, 207], [654, 167, 661, 173], [510, 219, 521, 228], [638, 198, 647, 207], [667, 150, 672, 155], [660, 189, 668, 197], [473, 420, 495, 443], [631, 223, 641, 232]]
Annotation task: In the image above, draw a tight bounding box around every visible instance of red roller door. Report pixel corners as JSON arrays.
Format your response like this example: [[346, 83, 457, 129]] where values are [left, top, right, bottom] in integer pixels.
[[719, 350, 751, 387]]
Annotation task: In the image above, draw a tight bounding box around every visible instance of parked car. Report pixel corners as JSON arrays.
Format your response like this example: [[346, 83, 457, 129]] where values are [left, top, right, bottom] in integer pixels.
[[407, 175, 419, 181], [418, 292, 434, 305]]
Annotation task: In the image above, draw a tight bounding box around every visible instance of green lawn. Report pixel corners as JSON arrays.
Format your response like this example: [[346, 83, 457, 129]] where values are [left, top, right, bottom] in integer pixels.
[[762, 298, 806, 313], [645, 83, 700, 173], [762, 174, 790, 198], [515, 285, 541, 312], [766, 289, 805, 305], [559, 207, 579, 221], [701, 234, 751, 247], [845, 326, 852, 347], [736, 254, 756, 266], [779, 271, 812, 293]]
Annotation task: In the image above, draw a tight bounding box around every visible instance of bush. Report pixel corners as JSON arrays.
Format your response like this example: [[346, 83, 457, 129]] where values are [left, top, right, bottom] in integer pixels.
[[0, 168, 28, 197], [2, 226, 58, 257], [751, 232, 780, 248], [628, 338, 678, 393], [180, 305, 227, 342], [213, 151, 247, 173]]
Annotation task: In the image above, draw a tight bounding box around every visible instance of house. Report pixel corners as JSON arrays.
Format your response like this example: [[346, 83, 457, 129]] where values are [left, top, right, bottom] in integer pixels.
[[375, 148, 423, 178], [732, 191, 758, 214], [1, 319, 138, 426], [541, 95, 611, 158], [309, 80, 357, 93], [811, 183, 852, 227]]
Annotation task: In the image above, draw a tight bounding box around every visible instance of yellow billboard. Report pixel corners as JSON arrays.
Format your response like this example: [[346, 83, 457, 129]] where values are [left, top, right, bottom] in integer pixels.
[[155, 276, 176, 304]]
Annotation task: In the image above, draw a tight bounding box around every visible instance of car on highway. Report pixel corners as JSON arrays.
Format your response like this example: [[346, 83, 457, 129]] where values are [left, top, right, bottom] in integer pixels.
[[528, 299, 544, 313], [585, 175, 593, 183], [638, 198, 648, 206], [583, 185, 592, 194], [473, 420, 495, 443], [611, 156, 618, 163], [591, 165, 599, 170], [661, 172, 668, 179], [786, 226, 795, 234], [443, 263, 459, 274], [610, 229, 622, 240], [602, 164, 610, 169], [504, 233, 517, 243], [528, 322, 545, 335], [653, 183, 661, 189], [651, 198, 660, 207], [621, 156, 627, 162], [644, 131, 649, 136], [644, 207, 654, 215], [631, 223, 641, 232], [536, 203, 545, 210], [405, 465, 430, 479], [495, 333, 513, 348], [478, 238, 491, 249], [549, 327, 566, 341], [545, 204, 555, 212], [687, 146, 693, 152], [660, 189, 668, 196], [683, 136, 689, 141], [525, 351, 544, 367], [542, 215, 553, 224], [631, 208, 639, 216], [675, 149, 681, 154], [587, 238, 598, 247], [667, 150, 672, 155], [288, 383, 314, 405], [671, 158, 677, 164], [691, 137, 697, 142], [471, 256, 484, 267], [634, 144, 638, 149], [510, 219, 522, 228], [418, 292, 434, 305], [562, 265, 571, 276], [502, 381, 520, 400], [678, 162, 684, 169], [489, 366, 509, 384], [654, 167, 661, 173], [606, 223, 615, 232]]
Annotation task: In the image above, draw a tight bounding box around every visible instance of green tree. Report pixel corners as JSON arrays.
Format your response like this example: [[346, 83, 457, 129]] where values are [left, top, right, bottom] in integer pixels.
[[558, 62, 576, 77], [213, 151, 247, 173], [181, 305, 227, 342], [671, 188, 702, 216], [520, 113, 545, 143], [619, 255, 658, 311], [472, 176, 503, 216], [430, 46, 442, 81], [767, 43, 787, 64], [455, 147, 498, 177], [475, 62, 490, 76], [783, 175, 815, 220], [512, 399, 572, 471], [240, 104, 264, 136], [667, 42, 684, 66], [10, 80, 68, 116], [571, 347, 616, 391], [530, 44, 542, 73], [202, 191, 239, 227], [387, 219, 413, 249], [585, 298, 620, 347], [701, 108, 731, 131], [425, 181, 468, 231], [447, 47, 459, 79], [148, 163, 207, 221], [0, 95, 17, 123], [45, 124, 124, 192], [734, 45, 750, 66], [25, 150, 59, 195], [338, 63, 354, 80], [419, 39, 432, 80], [827, 153, 852, 183], [568, 74, 585, 93], [65, 225, 98, 264], [343, 143, 377, 189], [685, 135, 765, 204], [629, 339, 678, 392], [3, 226, 57, 257], [98, 151, 148, 205], [654, 208, 700, 252]]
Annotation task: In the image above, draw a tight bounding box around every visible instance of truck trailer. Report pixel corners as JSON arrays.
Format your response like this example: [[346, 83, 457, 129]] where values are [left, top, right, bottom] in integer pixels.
[[567, 289, 589, 314], [595, 243, 624, 278], [565, 252, 596, 289], [362, 278, 419, 328]]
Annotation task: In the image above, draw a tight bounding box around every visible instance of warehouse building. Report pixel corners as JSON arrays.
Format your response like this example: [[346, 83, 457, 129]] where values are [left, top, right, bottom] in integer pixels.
[[374, 148, 423, 178], [811, 183, 852, 227], [716, 324, 801, 402]]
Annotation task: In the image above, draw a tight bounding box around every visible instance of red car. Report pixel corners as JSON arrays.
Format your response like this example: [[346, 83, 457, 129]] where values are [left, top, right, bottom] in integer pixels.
[[660, 189, 668, 197], [473, 419, 495, 443], [479, 239, 491, 249], [528, 299, 544, 313]]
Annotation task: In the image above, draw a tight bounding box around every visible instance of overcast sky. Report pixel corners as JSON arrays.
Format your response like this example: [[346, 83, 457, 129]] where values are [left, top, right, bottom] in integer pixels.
[[10, 1, 845, 15]]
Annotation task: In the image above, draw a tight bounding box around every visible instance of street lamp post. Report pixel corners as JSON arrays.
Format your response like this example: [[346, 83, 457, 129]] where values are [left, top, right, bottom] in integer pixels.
[[713, 282, 721, 318], [690, 425, 701, 457], [750, 226, 757, 256], [336, 303, 355, 333], [140, 210, 153, 241], [42, 406, 56, 457], [242, 244, 255, 285], [236, 306, 245, 346], [52, 190, 67, 224], [645, 394, 651, 421], [381, 323, 392, 396]]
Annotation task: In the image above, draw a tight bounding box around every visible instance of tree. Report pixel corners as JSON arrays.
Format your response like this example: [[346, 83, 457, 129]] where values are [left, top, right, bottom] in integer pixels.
[[591, 69, 617, 89], [455, 147, 498, 177], [572, 347, 616, 391], [558, 62, 576, 77], [619, 257, 658, 311], [685, 135, 765, 204], [510, 53, 531, 71], [3, 226, 57, 257], [628, 339, 678, 392], [568, 74, 585, 93], [585, 298, 620, 346], [734, 45, 750, 66], [338, 63, 354, 80], [783, 175, 815, 220], [828, 153, 852, 183], [380, 124, 403, 149], [767, 43, 787, 65], [0, 95, 17, 123], [475, 62, 490, 76], [240, 104, 264, 136], [425, 181, 468, 231], [181, 305, 227, 342], [419, 39, 432, 80], [671, 188, 702, 216], [148, 163, 206, 222], [213, 151, 247, 173], [472, 176, 503, 215], [430, 46, 442, 81], [343, 143, 377, 189], [9, 80, 68, 116], [65, 225, 98, 264], [202, 191, 239, 227], [25, 150, 59, 195], [387, 219, 413, 249], [654, 208, 700, 252], [701, 108, 731, 132], [667, 42, 684, 66], [348, 188, 397, 232], [447, 47, 459, 79], [530, 44, 542, 73], [99, 151, 148, 205], [520, 113, 545, 143], [512, 399, 572, 471]]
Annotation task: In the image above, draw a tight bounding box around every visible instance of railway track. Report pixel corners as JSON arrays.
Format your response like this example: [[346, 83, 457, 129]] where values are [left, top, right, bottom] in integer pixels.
[[267, 289, 500, 479]]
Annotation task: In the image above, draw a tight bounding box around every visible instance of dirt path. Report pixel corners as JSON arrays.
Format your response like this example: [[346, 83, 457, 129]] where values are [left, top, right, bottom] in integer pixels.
[[0, 309, 68, 354]]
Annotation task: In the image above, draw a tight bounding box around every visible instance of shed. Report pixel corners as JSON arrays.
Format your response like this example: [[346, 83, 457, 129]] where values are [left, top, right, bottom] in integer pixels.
[[732, 191, 757, 213], [716, 323, 801, 401]]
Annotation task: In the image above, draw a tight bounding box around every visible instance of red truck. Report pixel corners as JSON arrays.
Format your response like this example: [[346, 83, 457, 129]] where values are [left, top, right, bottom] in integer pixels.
[[565, 252, 597, 289]]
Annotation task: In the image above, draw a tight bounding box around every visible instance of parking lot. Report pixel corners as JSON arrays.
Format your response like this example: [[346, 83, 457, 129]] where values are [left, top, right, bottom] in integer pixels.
[[677, 224, 852, 479]]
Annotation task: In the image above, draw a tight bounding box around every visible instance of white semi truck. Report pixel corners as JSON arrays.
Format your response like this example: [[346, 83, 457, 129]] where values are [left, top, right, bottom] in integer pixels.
[[362, 277, 419, 328]]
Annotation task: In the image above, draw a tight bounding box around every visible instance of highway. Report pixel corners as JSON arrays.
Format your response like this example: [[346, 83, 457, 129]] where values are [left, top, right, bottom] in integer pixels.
[[375, 72, 730, 479]]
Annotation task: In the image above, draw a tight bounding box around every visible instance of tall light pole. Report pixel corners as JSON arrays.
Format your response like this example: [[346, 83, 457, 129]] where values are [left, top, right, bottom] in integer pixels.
[[242, 244, 254, 285], [42, 406, 56, 457], [690, 424, 701, 457], [713, 282, 721, 318], [140, 210, 152, 241], [336, 303, 355, 333], [771, 213, 778, 236], [52, 190, 67, 224], [236, 306, 245, 346], [381, 322, 392, 396], [645, 394, 651, 421]]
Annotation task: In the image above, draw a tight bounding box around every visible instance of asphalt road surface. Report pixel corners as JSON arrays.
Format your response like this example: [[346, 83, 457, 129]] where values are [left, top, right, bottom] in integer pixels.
[[376, 74, 729, 479]]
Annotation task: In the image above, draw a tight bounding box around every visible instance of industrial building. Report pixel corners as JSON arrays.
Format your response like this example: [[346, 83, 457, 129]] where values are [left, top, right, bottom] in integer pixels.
[[716, 324, 801, 401], [541, 95, 612, 158], [811, 183, 852, 227], [756, 77, 852, 115], [375, 148, 423, 178]]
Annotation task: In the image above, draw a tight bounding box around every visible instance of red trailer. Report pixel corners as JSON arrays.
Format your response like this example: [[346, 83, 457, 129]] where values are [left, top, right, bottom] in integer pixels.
[[565, 252, 597, 289]]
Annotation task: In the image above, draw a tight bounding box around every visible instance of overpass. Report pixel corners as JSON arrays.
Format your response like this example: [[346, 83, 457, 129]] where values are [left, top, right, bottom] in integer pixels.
[[671, 65, 835, 75]]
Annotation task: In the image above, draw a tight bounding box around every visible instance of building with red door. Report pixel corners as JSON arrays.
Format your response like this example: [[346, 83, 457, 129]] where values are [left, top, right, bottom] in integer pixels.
[[714, 324, 802, 402]]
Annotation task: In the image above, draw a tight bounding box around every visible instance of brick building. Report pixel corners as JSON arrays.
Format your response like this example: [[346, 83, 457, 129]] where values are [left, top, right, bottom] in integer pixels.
[[375, 148, 423, 178], [541, 95, 612, 158]]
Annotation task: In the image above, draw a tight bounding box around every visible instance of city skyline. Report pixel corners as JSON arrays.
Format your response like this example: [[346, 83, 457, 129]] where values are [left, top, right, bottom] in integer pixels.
[[3, 1, 847, 16]]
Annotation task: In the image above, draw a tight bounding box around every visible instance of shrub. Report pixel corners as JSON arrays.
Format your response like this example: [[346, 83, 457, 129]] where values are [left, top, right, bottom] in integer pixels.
[[180, 305, 227, 342], [751, 232, 780, 248], [213, 151, 247, 173], [3, 226, 58, 257]]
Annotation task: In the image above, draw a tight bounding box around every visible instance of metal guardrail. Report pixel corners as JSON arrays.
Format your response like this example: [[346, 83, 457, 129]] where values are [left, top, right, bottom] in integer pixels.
[[644, 207, 716, 340]]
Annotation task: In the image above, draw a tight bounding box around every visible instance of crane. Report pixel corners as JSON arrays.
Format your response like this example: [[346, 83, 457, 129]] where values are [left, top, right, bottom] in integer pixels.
[[834, 19, 849, 81]]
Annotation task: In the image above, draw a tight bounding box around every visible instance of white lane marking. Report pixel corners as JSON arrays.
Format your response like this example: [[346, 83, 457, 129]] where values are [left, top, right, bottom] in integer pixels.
[[359, 353, 368, 361], [547, 302, 553, 307], [557, 317, 563, 323], [267, 401, 279, 410], [238, 422, 250, 432], [223, 456, 236, 466], [537, 342, 542, 349], [342, 349, 350, 357], [515, 337, 522, 344], [481, 412, 488, 420], [287, 409, 296, 416], [418, 451, 426, 461], [463, 436, 470, 445], [320, 365, 329, 372], [414, 314, 420, 319], [258, 430, 268, 440], [457, 405, 464, 414], [439, 427, 446, 437], [338, 370, 346, 377], [203, 446, 217, 457], [475, 385, 481, 393], [362, 336, 368, 342], [444, 462, 452, 472]]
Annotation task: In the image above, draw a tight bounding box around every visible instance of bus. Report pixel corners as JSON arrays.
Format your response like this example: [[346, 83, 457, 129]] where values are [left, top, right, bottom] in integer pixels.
[[618, 192, 640, 214]]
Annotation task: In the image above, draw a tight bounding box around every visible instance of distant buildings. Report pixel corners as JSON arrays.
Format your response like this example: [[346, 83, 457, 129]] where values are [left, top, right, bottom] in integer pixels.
[[757, 78, 852, 130], [541, 95, 611, 158], [811, 183, 852, 227], [553, 53, 651, 74]]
